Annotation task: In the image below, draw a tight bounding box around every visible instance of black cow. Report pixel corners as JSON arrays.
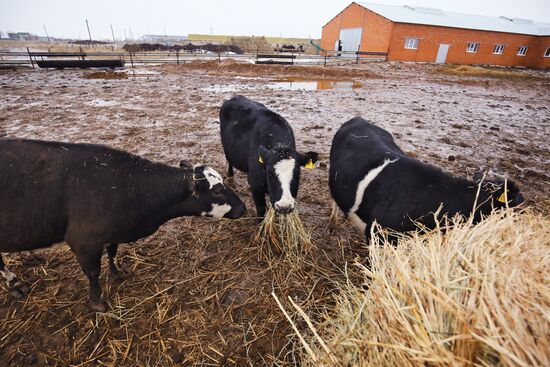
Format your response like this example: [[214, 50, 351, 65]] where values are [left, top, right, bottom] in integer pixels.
[[219, 95, 318, 217], [0, 138, 245, 311], [329, 117, 523, 240]]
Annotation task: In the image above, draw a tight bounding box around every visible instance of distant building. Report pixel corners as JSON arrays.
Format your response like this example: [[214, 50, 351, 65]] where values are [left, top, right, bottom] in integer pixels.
[[321, 2, 550, 69], [7, 32, 38, 41], [139, 34, 188, 44]]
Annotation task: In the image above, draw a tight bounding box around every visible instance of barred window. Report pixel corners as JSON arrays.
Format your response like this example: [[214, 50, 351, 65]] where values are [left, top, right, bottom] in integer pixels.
[[493, 44, 505, 55], [404, 38, 419, 49], [517, 46, 528, 56], [466, 42, 479, 53]]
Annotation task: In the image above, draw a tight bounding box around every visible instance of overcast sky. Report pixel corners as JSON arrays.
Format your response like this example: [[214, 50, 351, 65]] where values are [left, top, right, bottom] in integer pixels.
[[1, 0, 549, 40]]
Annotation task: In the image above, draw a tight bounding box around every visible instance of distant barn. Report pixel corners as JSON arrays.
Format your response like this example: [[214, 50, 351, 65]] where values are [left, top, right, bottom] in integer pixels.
[[321, 2, 550, 69]]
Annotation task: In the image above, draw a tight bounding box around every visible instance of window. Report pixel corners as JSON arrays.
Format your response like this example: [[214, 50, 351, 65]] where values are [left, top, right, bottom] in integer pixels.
[[493, 44, 505, 55], [466, 42, 479, 53], [404, 38, 419, 49], [545, 48, 550, 57], [517, 46, 528, 56]]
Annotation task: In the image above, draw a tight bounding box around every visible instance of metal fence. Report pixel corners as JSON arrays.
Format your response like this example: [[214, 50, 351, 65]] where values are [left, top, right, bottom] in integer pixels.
[[0, 49, 387, 68]]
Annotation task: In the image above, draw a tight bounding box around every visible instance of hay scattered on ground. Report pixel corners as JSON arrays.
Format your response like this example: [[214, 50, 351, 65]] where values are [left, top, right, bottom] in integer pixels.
[[254, 207, 313, 263], [84, 70, 128, 79], [435, 65, 538, 79], [281, 209, 550, 366]]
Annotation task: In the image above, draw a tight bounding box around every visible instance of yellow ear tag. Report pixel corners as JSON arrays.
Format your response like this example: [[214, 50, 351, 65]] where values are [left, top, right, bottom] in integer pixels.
[[497, 192, 507, 203], [305, 159, 315, 169], [258, 156, 264, 164]]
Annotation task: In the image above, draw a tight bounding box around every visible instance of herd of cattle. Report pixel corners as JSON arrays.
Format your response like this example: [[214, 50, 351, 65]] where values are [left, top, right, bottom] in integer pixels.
[[0, 95, 523, 311]]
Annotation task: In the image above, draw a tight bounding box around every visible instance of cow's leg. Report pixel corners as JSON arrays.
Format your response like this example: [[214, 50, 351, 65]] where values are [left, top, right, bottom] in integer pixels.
[[227, 163, 234, 178], [71, 244, 107, 312], [251, 187, 267, 218], [106, 243, 120, 275], [106, 243, 129, 279], [0, 254, 28, 299]]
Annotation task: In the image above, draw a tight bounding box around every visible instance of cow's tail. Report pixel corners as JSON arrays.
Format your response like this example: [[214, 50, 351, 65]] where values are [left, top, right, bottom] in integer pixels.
[[328, 199, 340, 233]]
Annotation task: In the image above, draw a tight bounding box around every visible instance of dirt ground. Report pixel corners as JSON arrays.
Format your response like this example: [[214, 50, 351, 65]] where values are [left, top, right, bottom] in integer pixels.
[[0, 60, 549, 366]]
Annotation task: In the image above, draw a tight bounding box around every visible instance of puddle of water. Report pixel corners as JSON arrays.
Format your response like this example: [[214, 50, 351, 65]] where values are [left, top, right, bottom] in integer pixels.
[[125, 69, 160, 76], [204, 77, 362, 93], [268, 77, 362, 91], [83, 69, 160, 79], [84, 70, 127, 79]]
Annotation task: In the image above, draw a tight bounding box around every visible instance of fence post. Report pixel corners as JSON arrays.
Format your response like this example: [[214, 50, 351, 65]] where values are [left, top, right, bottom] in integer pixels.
[[129, 52, 134, 68], [356, 45, 360, 64], [218, 51, 221, 65], [176, 50, 179, 65], [324, 51, 327, 67], [26, 47, 35, 69]]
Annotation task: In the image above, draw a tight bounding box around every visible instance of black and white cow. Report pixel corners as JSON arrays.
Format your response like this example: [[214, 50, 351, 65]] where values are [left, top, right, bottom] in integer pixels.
[[329, 117, 523, 239], [219, 95, 318, 217], [0, 138, 245, 311]]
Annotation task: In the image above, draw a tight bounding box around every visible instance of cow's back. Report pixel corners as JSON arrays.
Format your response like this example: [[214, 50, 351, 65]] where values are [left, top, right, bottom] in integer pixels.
[[329, 118, 498, 234], [220, 95, 295, 172], [0, 139, 184, 250], [329, 118, 404, 212]]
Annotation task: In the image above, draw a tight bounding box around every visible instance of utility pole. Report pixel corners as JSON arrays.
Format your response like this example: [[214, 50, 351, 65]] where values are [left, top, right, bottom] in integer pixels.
[[110, 24, 116, 44], [124, 28, 128, 43], [43, 24, 51, 42], [164, 26, 167, 46], [85, 19, 92, 46]]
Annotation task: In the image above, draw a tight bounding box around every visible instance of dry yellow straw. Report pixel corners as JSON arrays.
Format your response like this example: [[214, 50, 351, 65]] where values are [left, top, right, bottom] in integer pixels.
[[282, 209, 550, 366], [254, 207, 312, 260]]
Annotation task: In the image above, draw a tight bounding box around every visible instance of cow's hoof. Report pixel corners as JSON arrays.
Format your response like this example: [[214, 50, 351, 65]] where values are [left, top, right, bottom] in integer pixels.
[[8, 288, 26, 299], [112, 269, 130, 280], [15, 282, 29, 294], [90, 300, 108, 313], [110, 265, 131, 280], [8, 282, 29, 299]]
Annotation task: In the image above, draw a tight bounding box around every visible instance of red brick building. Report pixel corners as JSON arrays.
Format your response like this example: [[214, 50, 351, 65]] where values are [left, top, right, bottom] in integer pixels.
[[321, 2, 550, 69]]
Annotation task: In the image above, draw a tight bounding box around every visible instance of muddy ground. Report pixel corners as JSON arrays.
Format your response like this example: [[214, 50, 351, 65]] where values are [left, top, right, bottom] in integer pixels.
[[0, 60, 549, 366]]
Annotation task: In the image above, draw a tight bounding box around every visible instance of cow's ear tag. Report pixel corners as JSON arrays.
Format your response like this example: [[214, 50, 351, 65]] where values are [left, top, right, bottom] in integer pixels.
[[497, 192, 507, 203], [305, 159, 315, 169], [258, 156, 264, 164]]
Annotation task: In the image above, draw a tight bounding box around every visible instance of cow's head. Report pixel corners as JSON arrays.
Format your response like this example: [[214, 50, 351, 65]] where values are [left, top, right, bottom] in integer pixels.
[[473, 173, 524, 208], [180, 161, 246, 219], [257, 145, 318, 214]]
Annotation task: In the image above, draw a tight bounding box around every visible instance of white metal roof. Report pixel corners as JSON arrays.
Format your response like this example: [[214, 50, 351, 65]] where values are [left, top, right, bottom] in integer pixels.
[[356, 2, 550, 36]]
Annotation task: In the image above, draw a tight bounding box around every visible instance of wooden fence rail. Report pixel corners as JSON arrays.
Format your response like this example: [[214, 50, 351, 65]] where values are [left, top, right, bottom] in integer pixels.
[[0, 50, 387, 68]]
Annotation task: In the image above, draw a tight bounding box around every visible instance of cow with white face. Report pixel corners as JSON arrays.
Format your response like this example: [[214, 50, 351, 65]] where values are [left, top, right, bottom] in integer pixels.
[[219, 95, 318, 217], [180, 162, 246, 219]]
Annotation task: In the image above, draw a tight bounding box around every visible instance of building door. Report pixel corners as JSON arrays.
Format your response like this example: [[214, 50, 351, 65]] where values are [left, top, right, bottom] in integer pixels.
[[339, 28, 363, 57], [436, 44, 450, 64]]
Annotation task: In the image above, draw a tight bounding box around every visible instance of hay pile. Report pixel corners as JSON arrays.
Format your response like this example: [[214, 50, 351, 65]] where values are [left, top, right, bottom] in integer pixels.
[[227, 36, 271, 53], [280, 209, 550, 366], [254, 207, 313, 262]]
